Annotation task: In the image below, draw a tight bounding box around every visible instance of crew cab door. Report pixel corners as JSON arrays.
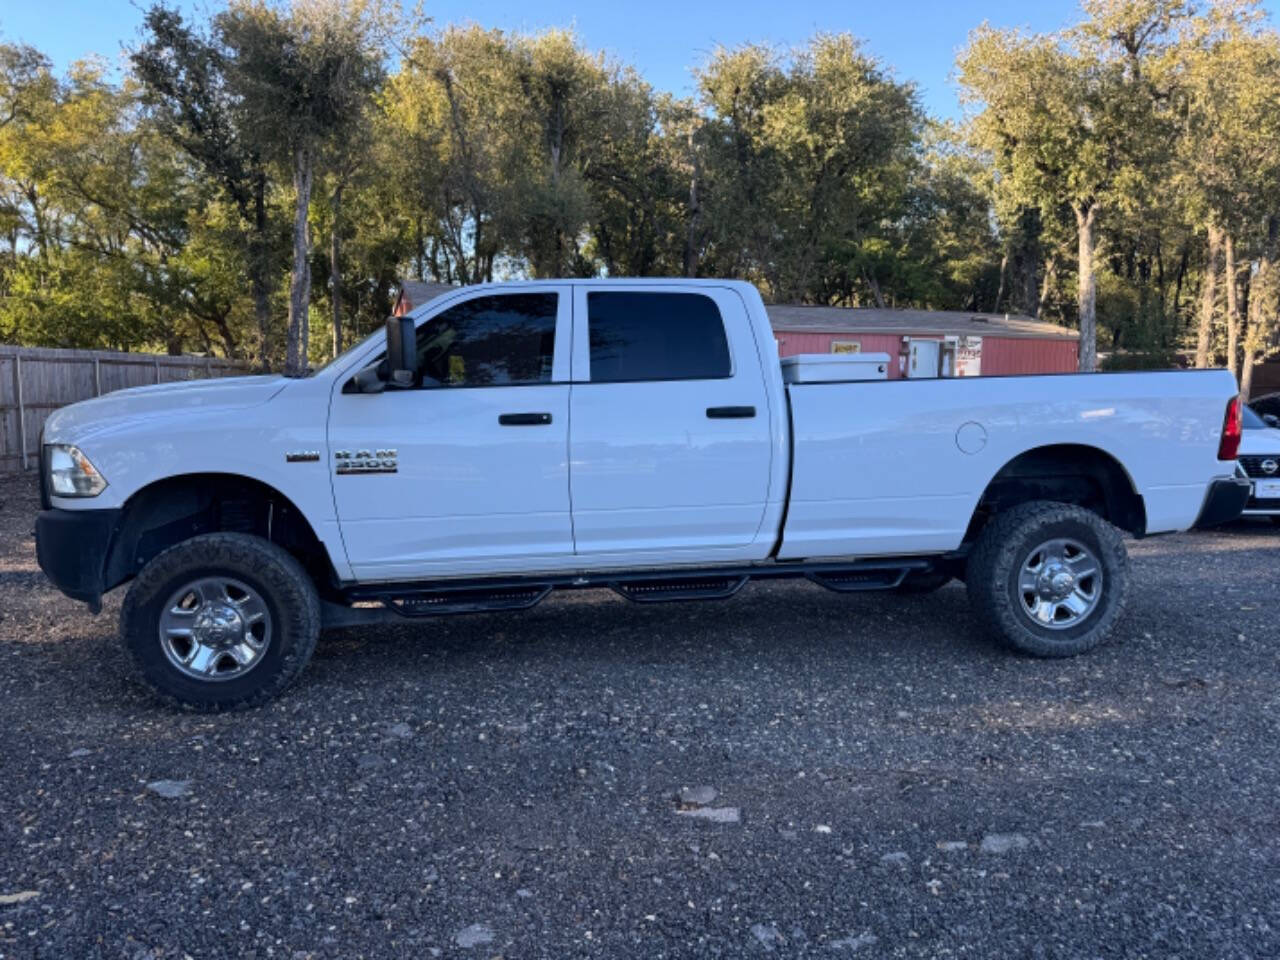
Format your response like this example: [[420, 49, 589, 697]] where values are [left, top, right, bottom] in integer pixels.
[[567, 285, 776, 562], [329, 287, 573, 580]]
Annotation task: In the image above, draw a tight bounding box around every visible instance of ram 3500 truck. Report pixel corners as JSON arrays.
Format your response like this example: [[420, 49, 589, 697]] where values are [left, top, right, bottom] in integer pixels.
[[35, 280, 1249, 710]]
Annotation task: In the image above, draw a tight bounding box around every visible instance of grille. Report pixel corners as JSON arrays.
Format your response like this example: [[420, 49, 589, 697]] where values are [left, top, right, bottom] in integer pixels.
[[1238, 455, 1280, 479]]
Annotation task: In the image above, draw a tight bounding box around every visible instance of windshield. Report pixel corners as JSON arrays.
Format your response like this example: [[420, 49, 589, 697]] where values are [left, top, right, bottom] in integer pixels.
[[1242, 405, 1267, 430]]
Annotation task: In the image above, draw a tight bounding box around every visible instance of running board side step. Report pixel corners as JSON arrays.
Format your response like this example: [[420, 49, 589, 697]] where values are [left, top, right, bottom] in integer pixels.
[[386, 584, 552, 618], [806, 567, 911, 592], [325, 558, 933, 628], [611, 575, 748, 603]]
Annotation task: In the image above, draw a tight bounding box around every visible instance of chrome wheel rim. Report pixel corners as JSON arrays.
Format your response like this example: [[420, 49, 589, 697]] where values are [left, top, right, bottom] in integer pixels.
[[1016, 538, 1102, 630], [159, 577, 272, 681]]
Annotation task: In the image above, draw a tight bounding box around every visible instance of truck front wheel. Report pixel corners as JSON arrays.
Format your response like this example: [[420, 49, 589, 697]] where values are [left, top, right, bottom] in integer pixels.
[[121, 533, 320, 711], [965, 501, 1129, 657]]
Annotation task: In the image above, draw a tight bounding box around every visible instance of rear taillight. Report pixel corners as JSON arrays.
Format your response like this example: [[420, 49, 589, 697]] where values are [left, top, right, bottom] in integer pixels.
[[1218, 396, 1242, 460]]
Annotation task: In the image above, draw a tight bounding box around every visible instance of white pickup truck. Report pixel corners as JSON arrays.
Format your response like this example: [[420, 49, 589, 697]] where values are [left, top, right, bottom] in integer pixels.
[[35, 280, 1249, 710]]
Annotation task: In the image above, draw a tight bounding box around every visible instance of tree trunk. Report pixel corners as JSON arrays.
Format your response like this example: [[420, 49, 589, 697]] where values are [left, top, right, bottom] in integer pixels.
[[992, 253, 1008, 314], [863, 267, 886, 310], [1242, 294, 1263, 399], [1224, 231, 1240, 381], [285, 144, 314, 378], [330, 182, 343, 359], [1195, 223, 1222, 369], [1242, 215, 1279, 399], [192, 325, 214, 357], [1074, 202, 1099, 372], [414, 215, 425, 282], [1155, 239, 1167, 321], [1172, 241, 1189, 321], [1036, 254, 1057, 320], [683, 130, 702, 279], [250, 174, 271, 371], [211, 312, 238, 360], [1021, 251, 1039, 318]]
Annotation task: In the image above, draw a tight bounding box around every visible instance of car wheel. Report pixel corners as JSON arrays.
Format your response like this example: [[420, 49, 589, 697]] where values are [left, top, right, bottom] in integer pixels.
[[966, 501, 1129, 658], [121, 533, 320, 711]]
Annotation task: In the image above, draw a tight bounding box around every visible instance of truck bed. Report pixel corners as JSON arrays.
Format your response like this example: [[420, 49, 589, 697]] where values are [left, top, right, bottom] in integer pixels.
[[779, 369, 1236, 559]]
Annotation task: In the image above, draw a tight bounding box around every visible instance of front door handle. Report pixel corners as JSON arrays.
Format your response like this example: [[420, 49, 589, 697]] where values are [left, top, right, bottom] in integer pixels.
[[498, 412, 553, 426], [706, 405, 756, 419]]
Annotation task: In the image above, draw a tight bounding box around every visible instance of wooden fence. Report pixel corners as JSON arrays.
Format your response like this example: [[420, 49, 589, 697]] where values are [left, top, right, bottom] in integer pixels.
[[0, 345, 244, 475]]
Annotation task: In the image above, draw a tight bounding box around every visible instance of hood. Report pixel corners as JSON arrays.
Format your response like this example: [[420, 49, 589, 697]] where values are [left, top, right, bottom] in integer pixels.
[[1239, 425, 1280, 456], [42, 374, 292, 444]]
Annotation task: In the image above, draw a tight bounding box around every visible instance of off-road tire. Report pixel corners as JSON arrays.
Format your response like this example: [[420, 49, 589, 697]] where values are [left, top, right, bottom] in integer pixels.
[[966, 501, 1129, 658], [121, 533, 320, 711]]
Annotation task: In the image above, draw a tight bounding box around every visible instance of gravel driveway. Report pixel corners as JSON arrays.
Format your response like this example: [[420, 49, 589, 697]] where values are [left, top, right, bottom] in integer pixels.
[[2, 473, 1278, 959]]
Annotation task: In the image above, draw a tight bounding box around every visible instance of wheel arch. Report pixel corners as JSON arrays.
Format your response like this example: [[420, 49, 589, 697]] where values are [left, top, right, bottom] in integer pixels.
[[104, 472, 338, 598], [965, 444, 1146, 543]]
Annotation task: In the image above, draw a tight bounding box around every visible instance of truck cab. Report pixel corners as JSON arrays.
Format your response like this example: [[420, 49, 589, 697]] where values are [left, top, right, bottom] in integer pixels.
[[330, 282, 787, 580]]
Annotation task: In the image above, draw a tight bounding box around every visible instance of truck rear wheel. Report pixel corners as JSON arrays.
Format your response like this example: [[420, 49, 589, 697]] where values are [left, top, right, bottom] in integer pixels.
[[965, 501, 1129, 657], [121, 533, 320, 711]]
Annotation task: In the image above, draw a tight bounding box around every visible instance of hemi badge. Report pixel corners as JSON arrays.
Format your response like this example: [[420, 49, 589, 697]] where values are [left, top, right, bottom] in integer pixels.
[[285, 451, 320, 463]]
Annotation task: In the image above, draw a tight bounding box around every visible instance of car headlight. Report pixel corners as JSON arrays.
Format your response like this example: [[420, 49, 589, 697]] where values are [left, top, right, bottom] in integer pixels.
[[44, 444, 108, 498]]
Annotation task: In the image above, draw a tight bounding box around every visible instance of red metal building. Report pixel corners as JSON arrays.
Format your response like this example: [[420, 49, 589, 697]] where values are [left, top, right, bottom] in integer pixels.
[[393, 280, 457, 317], [766, 305, 1079, 379]]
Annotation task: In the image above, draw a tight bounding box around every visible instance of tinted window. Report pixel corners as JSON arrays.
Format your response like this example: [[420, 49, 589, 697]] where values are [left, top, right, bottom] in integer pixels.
[[415, 293, 557, 387], [588, 292, 731, 383], [1242, 405, 1265, 430]]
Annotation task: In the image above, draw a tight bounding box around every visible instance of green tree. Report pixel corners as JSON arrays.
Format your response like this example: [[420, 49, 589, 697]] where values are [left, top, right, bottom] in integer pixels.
[[133, 7, 282, 366], [692, 36, 929, 307], [386, 27, 522, 284], [508, 30, 608, 276], [695, 44, 785, 287], [0, 55, 222, 351], [1175, 1, 1280, 376], [959, 2, 1184, 370], [218, 0, 392, 375]]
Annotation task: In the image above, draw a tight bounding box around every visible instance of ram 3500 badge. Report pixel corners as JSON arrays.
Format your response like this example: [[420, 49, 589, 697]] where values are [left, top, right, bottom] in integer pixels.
[[334, 449, 398, 475]]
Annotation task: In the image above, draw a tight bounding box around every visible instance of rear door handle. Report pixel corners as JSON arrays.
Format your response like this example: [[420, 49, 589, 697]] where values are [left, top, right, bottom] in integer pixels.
[[706, 405, 756, 419], [498, 412, 553, 426]]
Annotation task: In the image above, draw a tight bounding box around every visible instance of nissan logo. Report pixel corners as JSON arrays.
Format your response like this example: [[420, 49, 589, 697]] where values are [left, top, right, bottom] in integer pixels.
[[1263, 459, 1279, 475]]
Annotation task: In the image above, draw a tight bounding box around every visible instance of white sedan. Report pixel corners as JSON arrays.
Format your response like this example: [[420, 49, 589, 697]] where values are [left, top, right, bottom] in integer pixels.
[[1239, 404, 1280, 522]]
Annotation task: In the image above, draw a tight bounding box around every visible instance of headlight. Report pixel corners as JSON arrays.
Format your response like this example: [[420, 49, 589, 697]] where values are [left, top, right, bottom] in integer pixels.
[[44, 444, 108, 498]]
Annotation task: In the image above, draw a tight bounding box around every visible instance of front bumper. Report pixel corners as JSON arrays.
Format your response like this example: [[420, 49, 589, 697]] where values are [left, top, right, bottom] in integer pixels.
[[1234, 461, 1280, 516], [35, 508, 122, 609], [1192, 477, 1252, 529], [1241, 485, 1280, 516]]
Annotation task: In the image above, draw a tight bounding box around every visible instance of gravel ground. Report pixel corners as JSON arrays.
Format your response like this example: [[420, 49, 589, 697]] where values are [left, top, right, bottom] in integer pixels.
[[2, 472, 1278, 959]]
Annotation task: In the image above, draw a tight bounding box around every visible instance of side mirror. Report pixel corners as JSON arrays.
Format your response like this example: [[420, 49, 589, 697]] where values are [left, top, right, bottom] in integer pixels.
[[343, 316, 418, 394], [385, 316, 416, 387]]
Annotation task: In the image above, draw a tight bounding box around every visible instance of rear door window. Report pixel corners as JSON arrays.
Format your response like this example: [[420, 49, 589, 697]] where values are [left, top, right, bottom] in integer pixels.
[[587, 292, 731, 383]]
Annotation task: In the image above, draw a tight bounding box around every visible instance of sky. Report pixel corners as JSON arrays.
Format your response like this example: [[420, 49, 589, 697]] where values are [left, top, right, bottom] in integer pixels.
[[3, 0, 1279, 120]]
